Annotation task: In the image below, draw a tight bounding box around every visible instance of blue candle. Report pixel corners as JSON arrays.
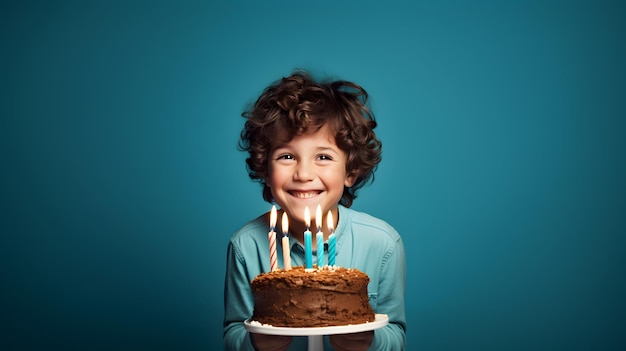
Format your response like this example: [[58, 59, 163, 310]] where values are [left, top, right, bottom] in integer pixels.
[[327, 210, 336, 266], [304, 207, 313, 270], [328, 233, 336, 266], [315, 205, 324, 268]]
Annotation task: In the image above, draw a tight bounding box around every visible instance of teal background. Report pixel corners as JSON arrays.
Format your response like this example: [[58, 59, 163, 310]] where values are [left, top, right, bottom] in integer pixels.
[[2, 0, 625, 350]]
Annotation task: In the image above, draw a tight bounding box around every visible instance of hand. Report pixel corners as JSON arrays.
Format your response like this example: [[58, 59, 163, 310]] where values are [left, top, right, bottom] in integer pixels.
[[329, 331, 374, 351], [250, 333, 293, 351]]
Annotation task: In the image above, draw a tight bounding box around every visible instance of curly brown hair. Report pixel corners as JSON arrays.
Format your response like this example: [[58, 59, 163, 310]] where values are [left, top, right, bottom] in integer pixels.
[[239, 71, 382, 208]]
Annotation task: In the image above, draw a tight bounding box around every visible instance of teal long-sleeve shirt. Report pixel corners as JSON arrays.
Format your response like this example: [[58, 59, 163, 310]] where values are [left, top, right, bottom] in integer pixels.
[[223, 206, 406, 350]]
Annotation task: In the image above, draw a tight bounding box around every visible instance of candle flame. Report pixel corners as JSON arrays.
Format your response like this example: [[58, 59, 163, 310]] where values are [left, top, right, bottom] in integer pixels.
[[315, 204, 322, 230], [281, 212, 289, 235], [304, 206, 310, 228], [327, 210, 334, 232], [270, 205, 277, 229]]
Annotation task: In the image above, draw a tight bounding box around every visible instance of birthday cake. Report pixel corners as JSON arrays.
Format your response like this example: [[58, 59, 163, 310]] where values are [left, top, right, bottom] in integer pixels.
[[250, 266, 375, 327]]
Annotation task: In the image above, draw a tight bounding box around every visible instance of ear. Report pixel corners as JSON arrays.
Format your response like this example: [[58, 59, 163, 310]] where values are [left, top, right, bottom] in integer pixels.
[[344, 172, 358, 187]]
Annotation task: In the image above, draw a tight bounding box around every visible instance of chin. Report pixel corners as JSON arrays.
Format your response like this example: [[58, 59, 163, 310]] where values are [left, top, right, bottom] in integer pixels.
[[281, 206, 311, 223]]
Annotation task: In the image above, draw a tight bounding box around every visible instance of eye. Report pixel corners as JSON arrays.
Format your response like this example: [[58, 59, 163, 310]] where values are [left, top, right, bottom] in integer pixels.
[[276, 154, 294, 160], [318, 154, 333, 161]]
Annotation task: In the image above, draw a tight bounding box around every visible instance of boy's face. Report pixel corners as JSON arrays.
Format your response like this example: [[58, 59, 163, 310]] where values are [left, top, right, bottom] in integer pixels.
[[267, 125, 356, 227]]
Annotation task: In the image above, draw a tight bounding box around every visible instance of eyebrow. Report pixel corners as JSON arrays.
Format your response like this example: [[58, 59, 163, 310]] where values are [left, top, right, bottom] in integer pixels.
[[274, 145, 339, 152], [315, 146, 340, 154]]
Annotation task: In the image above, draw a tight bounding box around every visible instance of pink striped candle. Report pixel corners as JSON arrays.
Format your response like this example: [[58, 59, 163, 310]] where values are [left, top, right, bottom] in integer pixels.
[[268, 205, 278, 272]]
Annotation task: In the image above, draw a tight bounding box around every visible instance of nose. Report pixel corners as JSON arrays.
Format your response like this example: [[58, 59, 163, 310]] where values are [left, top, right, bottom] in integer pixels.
[[293, 161, 315, 181]]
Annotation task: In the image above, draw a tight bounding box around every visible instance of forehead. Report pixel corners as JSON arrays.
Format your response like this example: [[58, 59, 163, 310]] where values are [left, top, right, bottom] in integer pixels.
[[274, 124, 338, 149]]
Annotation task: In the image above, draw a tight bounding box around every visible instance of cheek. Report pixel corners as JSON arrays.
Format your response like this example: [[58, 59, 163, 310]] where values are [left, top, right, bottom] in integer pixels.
[[266, 168, 286, 188], [323, 170, 349, 188]]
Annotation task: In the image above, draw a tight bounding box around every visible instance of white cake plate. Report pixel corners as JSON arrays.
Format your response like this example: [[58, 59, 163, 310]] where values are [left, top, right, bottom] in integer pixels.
[[244, 314, 388, 351]]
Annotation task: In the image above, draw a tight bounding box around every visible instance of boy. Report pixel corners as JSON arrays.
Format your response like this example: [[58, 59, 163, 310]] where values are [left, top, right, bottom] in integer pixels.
[[224, 71, 406, 351]]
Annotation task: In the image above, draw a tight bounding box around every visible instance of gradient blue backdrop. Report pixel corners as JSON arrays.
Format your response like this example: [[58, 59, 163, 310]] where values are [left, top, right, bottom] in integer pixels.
[[2, 0, 625, 350]]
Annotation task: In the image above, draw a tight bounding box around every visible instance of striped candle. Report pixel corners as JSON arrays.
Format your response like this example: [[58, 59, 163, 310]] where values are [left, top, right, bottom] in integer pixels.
[[315, 205, 324, 268], [268, 205, 278, 272]]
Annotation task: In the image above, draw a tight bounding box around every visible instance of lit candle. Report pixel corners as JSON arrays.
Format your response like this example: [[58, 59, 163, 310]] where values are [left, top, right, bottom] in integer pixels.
[[315, 205, 324, 268], [268, 205, 278, 272], [281, 212, 291, 270], [304, 206, 313, 270], [327, 210, 336, 267]]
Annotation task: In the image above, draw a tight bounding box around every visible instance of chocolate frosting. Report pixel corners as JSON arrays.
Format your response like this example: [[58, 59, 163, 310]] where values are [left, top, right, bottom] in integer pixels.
[[251, 266, 375, 327]]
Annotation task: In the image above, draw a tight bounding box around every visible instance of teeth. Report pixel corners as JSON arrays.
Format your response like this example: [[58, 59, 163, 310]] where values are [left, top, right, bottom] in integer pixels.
[[293, 192, 318, 199]]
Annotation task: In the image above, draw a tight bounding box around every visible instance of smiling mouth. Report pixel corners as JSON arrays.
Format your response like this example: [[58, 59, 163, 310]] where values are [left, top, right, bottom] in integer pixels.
[[289, 191, 322, 199]]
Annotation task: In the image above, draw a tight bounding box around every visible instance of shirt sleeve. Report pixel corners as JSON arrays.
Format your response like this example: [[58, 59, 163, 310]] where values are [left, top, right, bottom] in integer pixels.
[[223, 240, 257, 351], [370, 235, 407, 350]]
